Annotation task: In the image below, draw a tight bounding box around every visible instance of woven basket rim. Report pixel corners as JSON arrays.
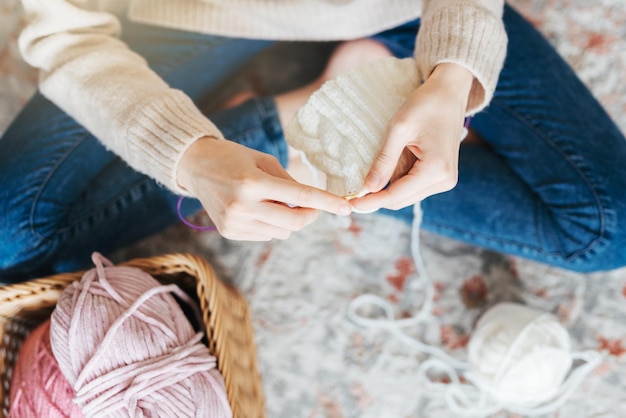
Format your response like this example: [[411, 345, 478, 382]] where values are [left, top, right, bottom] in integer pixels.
[[0, 252, 265, 418]]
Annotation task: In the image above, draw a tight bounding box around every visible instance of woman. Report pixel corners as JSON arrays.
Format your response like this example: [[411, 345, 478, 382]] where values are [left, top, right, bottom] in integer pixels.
[[1, 0, 625, 281]]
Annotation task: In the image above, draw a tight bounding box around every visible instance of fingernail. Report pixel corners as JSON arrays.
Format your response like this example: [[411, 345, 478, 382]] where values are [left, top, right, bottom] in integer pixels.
[[351, 206, 377, 214]]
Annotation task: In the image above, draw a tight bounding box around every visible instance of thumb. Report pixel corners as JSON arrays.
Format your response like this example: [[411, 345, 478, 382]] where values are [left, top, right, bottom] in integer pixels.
[[364, 133, 405, 192]]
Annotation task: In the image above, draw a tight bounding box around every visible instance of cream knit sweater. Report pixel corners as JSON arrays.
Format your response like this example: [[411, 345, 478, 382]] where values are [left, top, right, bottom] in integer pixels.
[[18, 0, 507, 194]]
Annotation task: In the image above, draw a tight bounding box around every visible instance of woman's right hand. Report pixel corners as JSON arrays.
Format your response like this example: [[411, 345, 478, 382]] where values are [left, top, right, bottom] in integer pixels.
[[177, 137, 352, 241]]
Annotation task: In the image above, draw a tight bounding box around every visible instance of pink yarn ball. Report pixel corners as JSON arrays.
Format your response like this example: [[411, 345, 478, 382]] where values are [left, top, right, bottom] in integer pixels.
[[9, 320, 83, 418], [49, 253, 232, 418]]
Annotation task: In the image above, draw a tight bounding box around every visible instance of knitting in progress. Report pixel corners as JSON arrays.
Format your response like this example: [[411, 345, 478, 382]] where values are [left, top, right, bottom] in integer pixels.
[[9, 252, 231, 417], [287, 57, 602, 416], [286, 56, 421, 199]]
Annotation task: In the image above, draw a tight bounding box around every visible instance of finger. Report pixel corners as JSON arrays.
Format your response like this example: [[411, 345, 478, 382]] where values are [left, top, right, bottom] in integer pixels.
[[218, 218, 294, 241], [390, 147, 418, 183], [255, 202, 320, 231], [259, 175, 352, 216], [218, 199, 318, 239], [221, 232, 273, 242], [363, 127, 411, 193], [352, 162, 457, 211], [255, 157, 350, 215], [352, 176, 449, 212]]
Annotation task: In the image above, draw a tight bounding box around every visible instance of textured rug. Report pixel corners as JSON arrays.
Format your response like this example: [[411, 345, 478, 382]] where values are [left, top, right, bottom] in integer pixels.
[[2, 1, 626, 417]]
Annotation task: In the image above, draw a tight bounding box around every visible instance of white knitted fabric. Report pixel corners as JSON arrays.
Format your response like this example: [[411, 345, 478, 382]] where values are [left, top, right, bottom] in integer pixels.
[[285, 57, 420, 198]]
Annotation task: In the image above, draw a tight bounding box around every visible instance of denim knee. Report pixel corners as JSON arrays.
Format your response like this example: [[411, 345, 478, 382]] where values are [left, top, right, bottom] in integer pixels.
[[557, 214, 626, 273]]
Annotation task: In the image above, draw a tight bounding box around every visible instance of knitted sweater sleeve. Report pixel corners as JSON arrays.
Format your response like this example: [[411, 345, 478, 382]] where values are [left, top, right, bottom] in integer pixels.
[[18, 0, 223, 194], [417, 0, 507, 114]]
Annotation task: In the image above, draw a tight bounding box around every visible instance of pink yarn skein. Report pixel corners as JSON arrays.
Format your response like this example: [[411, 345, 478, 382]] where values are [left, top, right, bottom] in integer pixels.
[[49, 252, 232, 418], [9, 320, 83, 418]]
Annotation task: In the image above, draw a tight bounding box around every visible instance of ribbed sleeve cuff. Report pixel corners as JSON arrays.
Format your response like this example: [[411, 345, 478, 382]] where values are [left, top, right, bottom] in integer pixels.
[[125, 89, 223, 195], [416, 4, 507, 114]]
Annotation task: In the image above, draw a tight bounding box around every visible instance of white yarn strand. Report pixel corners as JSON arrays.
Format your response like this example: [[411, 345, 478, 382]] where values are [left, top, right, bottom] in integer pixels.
[[346, 204, 466, 370]]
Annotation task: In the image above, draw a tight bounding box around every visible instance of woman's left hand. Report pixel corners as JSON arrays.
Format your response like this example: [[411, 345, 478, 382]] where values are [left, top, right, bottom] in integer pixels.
[[350, 63, 474, 212]]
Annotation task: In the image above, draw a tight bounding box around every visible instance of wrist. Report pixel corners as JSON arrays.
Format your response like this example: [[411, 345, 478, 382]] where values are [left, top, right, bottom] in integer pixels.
[[177, 135, 219, 192], [428, 63, 474, 107]]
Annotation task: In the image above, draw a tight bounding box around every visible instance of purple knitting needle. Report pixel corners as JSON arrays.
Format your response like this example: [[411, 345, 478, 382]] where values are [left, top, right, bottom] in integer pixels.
[[176, 196, 217, 231]]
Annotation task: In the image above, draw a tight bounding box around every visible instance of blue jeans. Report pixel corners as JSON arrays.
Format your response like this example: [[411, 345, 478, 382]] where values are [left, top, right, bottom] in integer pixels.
[[1, 5, 625, 282]]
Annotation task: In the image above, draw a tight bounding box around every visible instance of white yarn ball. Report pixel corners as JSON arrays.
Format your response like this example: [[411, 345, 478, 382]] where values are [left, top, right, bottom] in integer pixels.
[[467, 303, 573, 406]]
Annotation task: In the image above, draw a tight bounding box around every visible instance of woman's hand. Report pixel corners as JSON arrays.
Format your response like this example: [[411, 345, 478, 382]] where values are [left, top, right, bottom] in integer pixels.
[[177, 137, 352, 241], [350, 63, 474, 212]]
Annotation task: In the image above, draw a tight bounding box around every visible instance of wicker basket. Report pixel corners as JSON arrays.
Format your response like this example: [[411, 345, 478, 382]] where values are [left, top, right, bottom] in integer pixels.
[[0, 253, 265, 418]]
